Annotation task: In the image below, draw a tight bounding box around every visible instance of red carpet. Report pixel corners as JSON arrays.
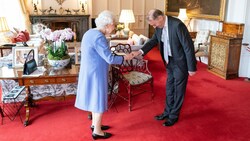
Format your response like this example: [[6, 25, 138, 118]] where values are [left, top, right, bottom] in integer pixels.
[[1, 47, 250, 141]]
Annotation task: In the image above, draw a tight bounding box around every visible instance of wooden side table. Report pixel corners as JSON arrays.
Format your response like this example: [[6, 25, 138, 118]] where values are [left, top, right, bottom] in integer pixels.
[[110, 36, 128, 40]]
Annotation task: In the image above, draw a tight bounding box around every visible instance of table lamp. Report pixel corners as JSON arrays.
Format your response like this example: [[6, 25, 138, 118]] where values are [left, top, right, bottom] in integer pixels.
[[178, 8, 191, 31], [119, 9, 135, 36], [0, 17, 10, 44], [178, 8, 188, 22]]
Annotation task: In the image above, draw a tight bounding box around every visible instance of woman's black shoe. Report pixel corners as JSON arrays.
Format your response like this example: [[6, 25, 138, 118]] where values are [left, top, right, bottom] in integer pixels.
[[91, 125, 110, 131], [92, 132, 112, 140]]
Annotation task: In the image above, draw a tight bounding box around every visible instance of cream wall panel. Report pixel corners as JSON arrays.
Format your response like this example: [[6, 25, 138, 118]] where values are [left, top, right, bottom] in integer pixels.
[[92, 0, 108, 16], [225, 0, 246, 23], [108, 0, 120, 15], [132, 0, 145, 30], [133, 15, 145, 29], [121, 0, 133, 9], [144, 0, 152, 12], [155, 0, 165, 12], [41, 0, 78, 10], [133, 0, 144, 15]]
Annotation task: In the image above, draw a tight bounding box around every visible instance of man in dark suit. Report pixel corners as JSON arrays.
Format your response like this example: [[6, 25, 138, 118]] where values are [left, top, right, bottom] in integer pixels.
[[132, 9, 197, 126]]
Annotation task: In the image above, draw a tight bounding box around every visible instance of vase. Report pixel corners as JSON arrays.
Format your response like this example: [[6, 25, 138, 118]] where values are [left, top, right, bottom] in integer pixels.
[[59, 7, 64, 15], [48, 58, 70, 70], [116, 30, 124, 37]]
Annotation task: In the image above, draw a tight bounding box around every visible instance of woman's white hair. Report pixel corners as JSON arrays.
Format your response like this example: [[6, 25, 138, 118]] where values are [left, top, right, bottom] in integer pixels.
[[95, 10, 114, 29]]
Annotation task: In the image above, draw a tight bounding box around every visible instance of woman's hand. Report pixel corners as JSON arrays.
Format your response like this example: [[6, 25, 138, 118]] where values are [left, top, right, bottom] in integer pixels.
[[131, 51, 142, 57]]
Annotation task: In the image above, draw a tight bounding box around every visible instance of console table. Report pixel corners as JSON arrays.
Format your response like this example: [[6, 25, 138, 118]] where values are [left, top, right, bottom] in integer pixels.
[[0, 65, 79, 126], [29, 14, 90, 42]]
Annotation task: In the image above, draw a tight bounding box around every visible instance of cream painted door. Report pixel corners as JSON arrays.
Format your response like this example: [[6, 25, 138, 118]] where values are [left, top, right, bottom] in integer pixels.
[[239, 0, 250, 78]]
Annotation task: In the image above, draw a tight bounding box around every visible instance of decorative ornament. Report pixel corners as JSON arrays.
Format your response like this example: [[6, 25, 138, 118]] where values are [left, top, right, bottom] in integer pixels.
[[55, 0, 66, 5]]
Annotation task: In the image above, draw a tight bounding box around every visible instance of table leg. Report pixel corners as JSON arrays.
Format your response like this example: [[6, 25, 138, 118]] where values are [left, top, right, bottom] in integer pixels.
[[0, 49, 3, 57], [24, 86, 30, 126]]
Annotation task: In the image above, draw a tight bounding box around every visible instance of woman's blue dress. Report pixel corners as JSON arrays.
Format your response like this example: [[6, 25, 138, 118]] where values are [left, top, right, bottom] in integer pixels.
[[75, 29, 123, 113]]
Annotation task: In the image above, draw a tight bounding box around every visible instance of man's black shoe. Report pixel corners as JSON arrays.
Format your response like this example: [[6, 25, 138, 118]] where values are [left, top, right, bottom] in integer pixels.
[[163, 118, 178, 126], [154, 114, 168, 120]]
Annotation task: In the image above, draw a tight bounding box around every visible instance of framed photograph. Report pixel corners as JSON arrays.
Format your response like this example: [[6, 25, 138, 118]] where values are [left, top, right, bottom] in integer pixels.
[[165, 0, 227, 21], [12, 47, 38, 68]]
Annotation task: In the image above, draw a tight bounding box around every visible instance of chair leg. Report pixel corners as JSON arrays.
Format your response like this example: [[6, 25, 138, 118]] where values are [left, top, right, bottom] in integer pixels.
[[150, 80, 154, 100], [0, 106, 4, 125], [199, 57, 202, 62], [128, 86, 132, 112]]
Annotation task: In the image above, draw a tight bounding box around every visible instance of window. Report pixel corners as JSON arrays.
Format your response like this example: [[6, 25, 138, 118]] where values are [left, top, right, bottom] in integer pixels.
[[0, 0, 26, 30]]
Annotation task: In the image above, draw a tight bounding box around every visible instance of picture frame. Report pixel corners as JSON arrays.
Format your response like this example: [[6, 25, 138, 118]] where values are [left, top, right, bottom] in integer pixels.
[[165, 0, 227, 21], [67, 41, 81, 65], [12, 47, 39, 68]]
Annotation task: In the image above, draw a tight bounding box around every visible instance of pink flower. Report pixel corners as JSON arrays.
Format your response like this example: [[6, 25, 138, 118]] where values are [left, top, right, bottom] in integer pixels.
[[40, 28, 75, 42]]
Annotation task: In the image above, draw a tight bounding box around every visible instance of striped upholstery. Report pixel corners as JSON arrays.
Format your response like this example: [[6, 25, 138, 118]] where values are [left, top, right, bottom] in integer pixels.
[[123, 71, 152, 85]]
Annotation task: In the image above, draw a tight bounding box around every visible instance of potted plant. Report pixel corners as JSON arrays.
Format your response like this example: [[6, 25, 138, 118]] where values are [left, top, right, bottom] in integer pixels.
[[40, 27, 75, 69]]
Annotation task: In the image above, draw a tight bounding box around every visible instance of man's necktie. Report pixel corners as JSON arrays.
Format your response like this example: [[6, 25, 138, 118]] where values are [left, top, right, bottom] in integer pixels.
[[162, 27, 171, 63]]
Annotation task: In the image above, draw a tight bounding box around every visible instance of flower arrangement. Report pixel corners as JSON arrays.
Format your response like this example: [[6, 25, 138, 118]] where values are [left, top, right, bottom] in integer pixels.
[[116, 23, 124, 31], [33, 23, 47, 34], [40, 28, 75, 60], [116, 23, 125, 37]]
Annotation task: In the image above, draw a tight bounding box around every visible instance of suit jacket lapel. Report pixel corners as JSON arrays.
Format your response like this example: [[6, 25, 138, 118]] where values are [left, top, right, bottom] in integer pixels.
[[156, 28, 166, 65], [157, 28, 164, 55]]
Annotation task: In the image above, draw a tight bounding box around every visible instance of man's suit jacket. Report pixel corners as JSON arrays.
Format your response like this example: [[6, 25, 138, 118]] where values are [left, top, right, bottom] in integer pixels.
[[141, 16, 197, 73]]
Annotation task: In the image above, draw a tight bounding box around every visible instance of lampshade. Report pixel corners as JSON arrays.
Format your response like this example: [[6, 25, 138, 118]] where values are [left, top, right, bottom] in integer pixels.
[[0, 17, 10, 32], [119, 9, 135, 35], [178, 8, 188, 21], [119, 9, 135, 23]]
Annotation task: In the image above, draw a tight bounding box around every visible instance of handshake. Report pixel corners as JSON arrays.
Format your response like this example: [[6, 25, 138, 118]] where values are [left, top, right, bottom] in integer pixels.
[[123, 51, 142, 61]]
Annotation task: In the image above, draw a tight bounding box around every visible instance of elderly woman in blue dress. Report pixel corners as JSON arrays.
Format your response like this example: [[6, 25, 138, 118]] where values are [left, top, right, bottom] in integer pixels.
[[75, 10, 133, 140]]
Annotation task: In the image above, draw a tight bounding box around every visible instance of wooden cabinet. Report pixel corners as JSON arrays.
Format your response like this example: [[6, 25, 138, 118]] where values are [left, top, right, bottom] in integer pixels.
[[29, 15, 90, 41], [208, 35, 242, 79]]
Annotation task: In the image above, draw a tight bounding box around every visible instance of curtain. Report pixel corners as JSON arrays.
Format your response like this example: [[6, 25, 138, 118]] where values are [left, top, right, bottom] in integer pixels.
[[19, 0, 32, 33]]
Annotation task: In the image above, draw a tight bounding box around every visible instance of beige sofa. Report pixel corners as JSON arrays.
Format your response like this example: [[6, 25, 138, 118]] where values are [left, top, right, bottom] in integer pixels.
[[110, 34, 149, 51]]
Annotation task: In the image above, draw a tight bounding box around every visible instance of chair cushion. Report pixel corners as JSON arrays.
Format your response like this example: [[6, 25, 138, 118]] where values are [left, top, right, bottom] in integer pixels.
[[123, 71, 152, 85], [132, 34, 144, 45], [195, 51, 208, 57], [194, 30, 210, 49]]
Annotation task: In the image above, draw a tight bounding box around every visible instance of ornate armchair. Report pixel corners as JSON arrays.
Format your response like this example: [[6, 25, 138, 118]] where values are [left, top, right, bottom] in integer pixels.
[[194, 30, 211, 62], [110, 43, 154, 111]]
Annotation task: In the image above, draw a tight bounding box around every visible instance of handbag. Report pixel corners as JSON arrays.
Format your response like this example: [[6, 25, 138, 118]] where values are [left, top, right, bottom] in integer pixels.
[[23, 49, 38, 75]]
